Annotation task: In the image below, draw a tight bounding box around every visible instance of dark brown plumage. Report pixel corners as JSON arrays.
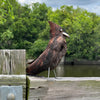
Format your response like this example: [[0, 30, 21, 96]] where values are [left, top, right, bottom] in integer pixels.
[[26, 21, 69, 76]]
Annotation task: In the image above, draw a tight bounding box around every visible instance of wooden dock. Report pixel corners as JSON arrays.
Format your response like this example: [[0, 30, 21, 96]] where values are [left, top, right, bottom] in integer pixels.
[[28, 77, 100, 100]]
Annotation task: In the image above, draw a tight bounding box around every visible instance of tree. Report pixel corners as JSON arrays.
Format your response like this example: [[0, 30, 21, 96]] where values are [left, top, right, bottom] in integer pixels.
[[0, 1, 100, 60], [0, 0, 14, 48]]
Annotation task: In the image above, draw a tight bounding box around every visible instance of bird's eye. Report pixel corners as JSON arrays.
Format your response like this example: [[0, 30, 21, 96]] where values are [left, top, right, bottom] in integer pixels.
[[60, 29, 63, 32]]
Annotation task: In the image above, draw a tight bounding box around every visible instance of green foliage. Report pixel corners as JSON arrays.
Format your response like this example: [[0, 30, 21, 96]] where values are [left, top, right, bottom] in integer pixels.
[[65, 11, 95, 60], [28, 39, 49, 59], [0, 1, 100, 60], [0, 29, 13, 49]]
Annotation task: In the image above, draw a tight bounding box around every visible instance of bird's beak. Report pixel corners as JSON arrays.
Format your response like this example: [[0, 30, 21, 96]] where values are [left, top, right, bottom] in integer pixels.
[[62, 32, 70, 38]]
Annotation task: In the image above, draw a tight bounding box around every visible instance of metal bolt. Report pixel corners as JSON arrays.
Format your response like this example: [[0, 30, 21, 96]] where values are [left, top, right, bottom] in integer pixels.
[[7, 93, 15, 100]]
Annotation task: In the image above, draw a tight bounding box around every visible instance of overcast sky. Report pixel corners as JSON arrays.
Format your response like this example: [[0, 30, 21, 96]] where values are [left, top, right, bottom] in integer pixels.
[[18, 0, 100, 15]]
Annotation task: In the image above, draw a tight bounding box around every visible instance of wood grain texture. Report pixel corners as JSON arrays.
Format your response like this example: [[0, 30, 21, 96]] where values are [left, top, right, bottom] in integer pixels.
[[0, 50, 26, 74], [0, 75, 26, 100], [28, 77, 100, 100]]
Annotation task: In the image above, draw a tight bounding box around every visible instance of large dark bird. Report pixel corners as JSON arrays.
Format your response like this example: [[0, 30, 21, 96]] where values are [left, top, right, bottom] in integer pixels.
[[26, 21, 69, 78]]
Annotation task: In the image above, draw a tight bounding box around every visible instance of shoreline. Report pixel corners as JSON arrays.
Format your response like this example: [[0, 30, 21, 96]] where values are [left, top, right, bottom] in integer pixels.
[[60, 57, 100, 65]]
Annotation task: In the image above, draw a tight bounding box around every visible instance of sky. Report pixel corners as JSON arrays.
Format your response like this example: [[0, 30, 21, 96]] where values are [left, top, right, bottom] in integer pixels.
[[18, 0, 100, 15]]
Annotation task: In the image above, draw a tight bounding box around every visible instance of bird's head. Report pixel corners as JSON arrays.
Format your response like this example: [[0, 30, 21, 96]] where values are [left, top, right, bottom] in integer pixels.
[[48, 21, 70, 38]]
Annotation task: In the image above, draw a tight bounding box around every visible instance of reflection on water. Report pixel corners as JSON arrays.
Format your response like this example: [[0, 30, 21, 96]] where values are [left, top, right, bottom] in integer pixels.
[[39, 65, 100, 77]]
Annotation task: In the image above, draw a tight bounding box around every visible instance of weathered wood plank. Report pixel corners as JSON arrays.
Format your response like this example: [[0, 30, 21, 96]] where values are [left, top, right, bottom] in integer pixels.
[[28, 77, 100, 100], [0, 50, 26, 100], [0, 86, 23, 100], [0, 50, 10, 74], [0, 49, 26, 74], [0, 75, 26, 100], [28, 77, 100, 82], [10, 50, 26, 74]]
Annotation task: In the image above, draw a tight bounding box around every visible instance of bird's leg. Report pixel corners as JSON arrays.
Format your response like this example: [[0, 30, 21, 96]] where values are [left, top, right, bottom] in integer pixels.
[[48, 67, 50, 79], [53, 69, 57, 78]]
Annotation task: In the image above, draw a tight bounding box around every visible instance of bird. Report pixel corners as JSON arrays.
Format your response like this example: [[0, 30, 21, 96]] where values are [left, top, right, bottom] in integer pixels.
[[26, 21, 70, 78]]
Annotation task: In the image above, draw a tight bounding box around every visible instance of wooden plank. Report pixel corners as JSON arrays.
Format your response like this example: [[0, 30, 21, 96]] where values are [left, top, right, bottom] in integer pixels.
[[0, 86, 23, 100], [0, 49, 26, 74], [28, 77, 100, 100], [0, 75, 26, 100], [28, 77, 100, 82], [0, 50, 11, 74], [10, 50, 26, 74], [0, 50, 26, 100]]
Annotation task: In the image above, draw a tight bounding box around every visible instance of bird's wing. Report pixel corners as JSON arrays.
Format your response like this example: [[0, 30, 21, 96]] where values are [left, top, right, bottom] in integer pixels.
[[26, 48, 51, 75]]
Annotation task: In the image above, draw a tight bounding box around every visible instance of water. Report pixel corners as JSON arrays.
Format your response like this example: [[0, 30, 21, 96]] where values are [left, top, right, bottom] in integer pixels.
[[39, 65, 100, 77]]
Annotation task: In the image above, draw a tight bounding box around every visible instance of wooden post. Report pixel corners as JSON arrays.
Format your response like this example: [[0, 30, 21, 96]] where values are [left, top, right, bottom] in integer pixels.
[[0, 49, 26, 100], [0, 75, 26, 100], [0, 49, 26, 74]]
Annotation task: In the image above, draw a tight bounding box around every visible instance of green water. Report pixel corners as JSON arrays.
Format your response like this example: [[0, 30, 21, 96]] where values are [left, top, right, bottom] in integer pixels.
[[39, 65, 100, 77]]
